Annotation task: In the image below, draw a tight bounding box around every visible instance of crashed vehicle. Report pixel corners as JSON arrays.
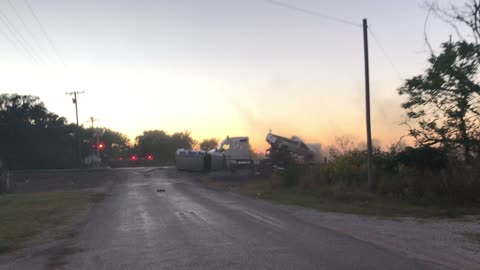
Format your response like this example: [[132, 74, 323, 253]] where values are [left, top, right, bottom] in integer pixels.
[[175, 136, 250, 172], [175, 132, 317, 173]]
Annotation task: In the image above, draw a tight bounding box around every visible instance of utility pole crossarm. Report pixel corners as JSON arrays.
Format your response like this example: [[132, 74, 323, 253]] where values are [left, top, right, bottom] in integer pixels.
[[88, 116, 98, 129]]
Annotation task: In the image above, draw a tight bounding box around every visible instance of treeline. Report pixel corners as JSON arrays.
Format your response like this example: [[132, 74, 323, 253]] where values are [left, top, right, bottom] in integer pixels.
[[0, 94, 202, 170]]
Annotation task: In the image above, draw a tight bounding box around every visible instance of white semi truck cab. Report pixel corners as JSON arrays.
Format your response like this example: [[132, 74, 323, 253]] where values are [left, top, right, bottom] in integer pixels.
[[208, 136, 251, 170]]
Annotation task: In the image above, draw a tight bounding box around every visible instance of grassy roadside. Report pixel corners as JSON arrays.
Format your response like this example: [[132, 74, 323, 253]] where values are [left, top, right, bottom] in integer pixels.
[[255, 189, 480, 218], [229, 178, 480, 219], [0, 191, 101, 253]]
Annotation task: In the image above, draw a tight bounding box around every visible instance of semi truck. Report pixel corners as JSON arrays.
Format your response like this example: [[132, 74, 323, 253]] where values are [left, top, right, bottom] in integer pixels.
[[175, 132, 316, 173], [175, 136, 251, 172]]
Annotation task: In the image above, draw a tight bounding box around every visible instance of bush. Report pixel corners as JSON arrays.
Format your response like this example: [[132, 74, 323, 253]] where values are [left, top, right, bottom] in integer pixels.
[[286, 146, 480, 206], [281, 164, 303, 187], [396, 147, 447, 173], [441, 160, 480, 204], [377, 164, 414, 198], [326, 150, 368, 188]]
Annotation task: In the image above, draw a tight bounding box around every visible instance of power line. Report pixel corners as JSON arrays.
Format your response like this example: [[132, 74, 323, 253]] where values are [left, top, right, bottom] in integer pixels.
[[264, 0, 362, 27], [265, 0, 402, 80], [6, 0, 53, 64], [0, 7, 44, 63], [0, 9, 40, 63], [0, 21, 32, 61], [23, 0, 66, 67], [368, 26, 403, 81]]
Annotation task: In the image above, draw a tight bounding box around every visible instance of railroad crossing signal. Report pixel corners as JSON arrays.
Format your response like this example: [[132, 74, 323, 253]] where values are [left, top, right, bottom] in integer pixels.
[[91, 142, 105, 150]]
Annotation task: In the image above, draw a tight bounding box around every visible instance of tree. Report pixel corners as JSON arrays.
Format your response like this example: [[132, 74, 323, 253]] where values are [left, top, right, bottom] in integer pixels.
[[135, 130, 196, 162], [327, 136, 357, 159], [398, 41, 480, 161], [0, 94, 76, 169], [101, 128, 130, 158], [171, 131, 197, 151], [199, 138, 218, 151], [432, 0, 480, 43]]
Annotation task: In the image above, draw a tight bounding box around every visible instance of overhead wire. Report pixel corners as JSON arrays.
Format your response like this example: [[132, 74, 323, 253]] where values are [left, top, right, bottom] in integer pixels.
[[23, 0, 66, 67], [264, 0, 362, 27], [0, 8, 40, 63], [6, 0, 53, 64], [368, 26, 404, 81], [0, 20, 32, 61], [265, 0, 403, 81]]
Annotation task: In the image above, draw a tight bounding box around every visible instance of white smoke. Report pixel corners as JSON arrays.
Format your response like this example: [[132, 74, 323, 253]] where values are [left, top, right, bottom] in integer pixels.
[[307, 143, 323, 163]]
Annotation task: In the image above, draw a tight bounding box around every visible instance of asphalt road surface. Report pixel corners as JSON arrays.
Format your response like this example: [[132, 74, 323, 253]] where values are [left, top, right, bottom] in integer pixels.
[[4, 168, 445, 270]]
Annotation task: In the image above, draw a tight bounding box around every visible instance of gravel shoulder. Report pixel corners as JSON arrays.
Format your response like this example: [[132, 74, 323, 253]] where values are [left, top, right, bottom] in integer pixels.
[[288, 207, 480, 270]]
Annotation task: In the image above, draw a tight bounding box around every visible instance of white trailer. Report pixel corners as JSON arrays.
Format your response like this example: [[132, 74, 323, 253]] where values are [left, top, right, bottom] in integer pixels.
[[175, 149, 207, 171]]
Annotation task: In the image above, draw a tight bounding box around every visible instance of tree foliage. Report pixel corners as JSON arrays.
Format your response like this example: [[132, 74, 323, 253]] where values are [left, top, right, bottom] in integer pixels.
[[0, 94, 76, 169], [84, 128, 130, 161], [199, 138, 218, 151], [398, 41, 480, 160], [135, 130, 196, 161]]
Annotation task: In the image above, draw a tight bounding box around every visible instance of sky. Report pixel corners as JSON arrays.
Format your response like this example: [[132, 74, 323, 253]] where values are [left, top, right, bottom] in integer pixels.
[[0, 0, 467, 151]]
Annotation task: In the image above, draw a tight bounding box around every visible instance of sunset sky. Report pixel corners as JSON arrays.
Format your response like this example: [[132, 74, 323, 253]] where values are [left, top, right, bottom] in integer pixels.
[[0, 0, 464, 150]]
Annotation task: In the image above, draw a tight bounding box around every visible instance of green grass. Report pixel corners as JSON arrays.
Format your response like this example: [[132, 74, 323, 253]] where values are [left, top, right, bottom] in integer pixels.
[[0, 191, 100, 253], [255, 187, 480, 218]]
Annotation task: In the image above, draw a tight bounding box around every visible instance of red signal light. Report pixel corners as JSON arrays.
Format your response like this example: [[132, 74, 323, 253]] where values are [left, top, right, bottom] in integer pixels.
[[147, 155, 153, 160], [98, 143, 105, 150]]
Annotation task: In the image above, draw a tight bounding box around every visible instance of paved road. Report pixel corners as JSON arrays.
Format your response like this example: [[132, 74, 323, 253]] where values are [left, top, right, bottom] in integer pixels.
[[3, 168, 444, 269]]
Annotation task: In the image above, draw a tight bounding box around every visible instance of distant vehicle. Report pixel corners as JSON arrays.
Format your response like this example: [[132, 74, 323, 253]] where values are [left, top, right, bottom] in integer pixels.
[[175, 132, 317, 173]]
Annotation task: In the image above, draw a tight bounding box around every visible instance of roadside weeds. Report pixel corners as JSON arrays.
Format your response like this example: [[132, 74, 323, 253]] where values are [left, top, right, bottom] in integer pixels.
[[0, 191, 103, 254], [200, 174, 480, 219]]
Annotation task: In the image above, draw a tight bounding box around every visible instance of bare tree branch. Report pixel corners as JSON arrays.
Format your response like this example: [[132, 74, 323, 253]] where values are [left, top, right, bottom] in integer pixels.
[[433, 8, 467, 41], [424, 4, 435, 55]]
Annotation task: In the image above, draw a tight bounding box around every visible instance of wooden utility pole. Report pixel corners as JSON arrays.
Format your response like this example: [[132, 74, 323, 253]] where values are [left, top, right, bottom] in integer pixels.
[[259, 1, 376, 192], [363, 19, 374, 191], [66, 91, 85, 166], [88, 116, 97, 129]]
